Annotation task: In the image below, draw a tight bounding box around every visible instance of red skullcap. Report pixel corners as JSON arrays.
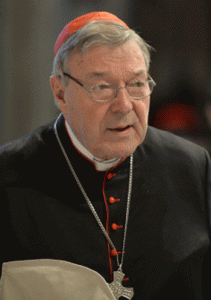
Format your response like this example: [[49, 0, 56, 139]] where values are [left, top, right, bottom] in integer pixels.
[[54, 11, 129, 56]]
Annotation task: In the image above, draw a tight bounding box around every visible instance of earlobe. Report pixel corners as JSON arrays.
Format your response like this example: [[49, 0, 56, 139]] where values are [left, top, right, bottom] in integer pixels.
[[50, 76, 68, 114]]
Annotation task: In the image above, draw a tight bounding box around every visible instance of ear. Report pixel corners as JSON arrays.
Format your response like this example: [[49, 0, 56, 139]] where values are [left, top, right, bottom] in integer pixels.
[[50, 76, 68, 114]]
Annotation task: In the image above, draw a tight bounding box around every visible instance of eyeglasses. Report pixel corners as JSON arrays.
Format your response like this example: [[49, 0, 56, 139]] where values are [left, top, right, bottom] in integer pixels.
[[63, 72, 156, 103]]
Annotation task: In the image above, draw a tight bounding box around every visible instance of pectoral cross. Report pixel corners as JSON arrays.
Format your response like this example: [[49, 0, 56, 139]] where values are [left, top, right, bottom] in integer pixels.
[[109, 270, 134, 300]]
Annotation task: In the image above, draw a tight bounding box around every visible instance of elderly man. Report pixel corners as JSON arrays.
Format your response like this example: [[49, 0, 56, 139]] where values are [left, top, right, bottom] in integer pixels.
[[0, 11, 210, 300]]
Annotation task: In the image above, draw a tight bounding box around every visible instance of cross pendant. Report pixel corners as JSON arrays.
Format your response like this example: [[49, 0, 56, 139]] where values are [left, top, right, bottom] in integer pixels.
[[109, 270, 134, 300]]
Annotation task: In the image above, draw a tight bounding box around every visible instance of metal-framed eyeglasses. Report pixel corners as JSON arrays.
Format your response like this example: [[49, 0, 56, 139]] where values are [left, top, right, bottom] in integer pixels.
[[63, 72, 156, 103]]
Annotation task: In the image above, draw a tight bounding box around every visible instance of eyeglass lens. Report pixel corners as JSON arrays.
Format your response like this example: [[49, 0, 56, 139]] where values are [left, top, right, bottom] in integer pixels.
[[91, 81, 154, 101]]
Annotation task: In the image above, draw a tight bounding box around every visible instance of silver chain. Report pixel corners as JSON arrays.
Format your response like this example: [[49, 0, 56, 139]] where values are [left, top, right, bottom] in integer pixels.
[[53, 114, 133, 270]]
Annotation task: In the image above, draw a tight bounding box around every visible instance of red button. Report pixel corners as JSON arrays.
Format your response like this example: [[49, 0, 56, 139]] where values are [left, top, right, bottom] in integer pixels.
[[123, 277, 129, 281], [107, 173, 116, 180], [110, 250, 125, 256], [111, 223, 123, 230], [110, 249, 117, 256], [109, 197, 120, 204]]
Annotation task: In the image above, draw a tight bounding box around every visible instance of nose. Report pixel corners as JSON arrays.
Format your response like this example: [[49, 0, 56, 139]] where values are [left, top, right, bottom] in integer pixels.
[[111, 86, 133, 114]]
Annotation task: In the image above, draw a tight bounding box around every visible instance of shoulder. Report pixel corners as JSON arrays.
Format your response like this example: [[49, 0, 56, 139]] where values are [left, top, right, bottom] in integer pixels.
[[144, 125, 208, 154], [0, 120, 55, 185], [138, 126, 210, 168], [134, 127, 211, 207]]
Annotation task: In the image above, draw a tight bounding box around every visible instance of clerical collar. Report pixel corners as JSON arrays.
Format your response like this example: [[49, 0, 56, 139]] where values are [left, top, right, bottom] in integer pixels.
[[65, 120, 121, 171]]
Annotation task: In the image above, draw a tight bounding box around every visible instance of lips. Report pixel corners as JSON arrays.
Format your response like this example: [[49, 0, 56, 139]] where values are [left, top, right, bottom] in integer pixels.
[[109, 125, 132, 132], [114, 125, 131, 131]]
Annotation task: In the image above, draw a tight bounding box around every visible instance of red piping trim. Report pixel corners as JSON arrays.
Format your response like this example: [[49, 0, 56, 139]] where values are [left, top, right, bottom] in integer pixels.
[[102, 170, 113, 282]]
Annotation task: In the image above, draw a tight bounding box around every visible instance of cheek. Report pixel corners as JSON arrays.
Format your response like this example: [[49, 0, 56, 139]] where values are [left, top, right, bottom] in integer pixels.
[[77, 105, 107, 142], [83, 101, 109, 127], [135, 98, 150, 125], [83, 111, 104, 139]]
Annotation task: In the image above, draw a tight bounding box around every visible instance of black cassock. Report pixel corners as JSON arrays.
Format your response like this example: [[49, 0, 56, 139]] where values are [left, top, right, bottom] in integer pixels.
[[0, 115, 211, 299]]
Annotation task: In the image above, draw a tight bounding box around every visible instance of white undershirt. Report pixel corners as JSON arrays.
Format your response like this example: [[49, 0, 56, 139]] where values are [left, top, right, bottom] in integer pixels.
[[65, 121, 121, 171]]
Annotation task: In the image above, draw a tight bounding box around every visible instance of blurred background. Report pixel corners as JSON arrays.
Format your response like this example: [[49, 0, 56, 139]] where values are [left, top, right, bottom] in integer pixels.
[[0, 0, 211, 152]]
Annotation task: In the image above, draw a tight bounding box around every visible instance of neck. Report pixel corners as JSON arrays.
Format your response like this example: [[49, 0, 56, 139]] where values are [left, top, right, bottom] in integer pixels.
[[65, 120, 121, 171]]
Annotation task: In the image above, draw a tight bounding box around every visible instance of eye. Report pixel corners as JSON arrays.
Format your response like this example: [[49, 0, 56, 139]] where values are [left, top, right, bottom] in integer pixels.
[[95, 84, 112, 91], [129, 81, 145, 88]]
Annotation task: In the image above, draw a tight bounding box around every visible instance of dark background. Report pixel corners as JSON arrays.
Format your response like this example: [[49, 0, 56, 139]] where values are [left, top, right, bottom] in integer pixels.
[[1, 0, 210, 152]]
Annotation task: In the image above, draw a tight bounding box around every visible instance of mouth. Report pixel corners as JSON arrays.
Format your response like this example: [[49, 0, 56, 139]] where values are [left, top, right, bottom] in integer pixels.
[[114, 125, 131, 131], [109, 125, 132, 133]]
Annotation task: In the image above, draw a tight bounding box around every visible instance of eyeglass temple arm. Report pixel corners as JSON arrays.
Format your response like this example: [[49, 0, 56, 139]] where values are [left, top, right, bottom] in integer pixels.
[[63, 72, 84, 87], [63, 71, 156, 91]]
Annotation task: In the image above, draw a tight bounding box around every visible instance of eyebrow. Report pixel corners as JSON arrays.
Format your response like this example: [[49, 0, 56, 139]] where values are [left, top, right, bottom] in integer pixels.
[[87, 72, 107, 79], [87, 69, 148, 79], [132, 70, 148, 77]]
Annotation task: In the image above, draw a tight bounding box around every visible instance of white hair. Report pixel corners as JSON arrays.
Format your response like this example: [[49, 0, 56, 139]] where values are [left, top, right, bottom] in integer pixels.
[[52, 20, 154, 86]]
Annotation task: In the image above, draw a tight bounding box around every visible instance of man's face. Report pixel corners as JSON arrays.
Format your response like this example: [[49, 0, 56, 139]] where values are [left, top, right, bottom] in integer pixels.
[[51, 40, 151, 160]]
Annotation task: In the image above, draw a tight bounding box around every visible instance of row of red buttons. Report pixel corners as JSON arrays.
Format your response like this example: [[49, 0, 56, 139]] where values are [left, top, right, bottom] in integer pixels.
[[107, 173, 129, 281], [107, 176, 123, 232], [106, 172, 130, 282], [109, 197, 122, 231]]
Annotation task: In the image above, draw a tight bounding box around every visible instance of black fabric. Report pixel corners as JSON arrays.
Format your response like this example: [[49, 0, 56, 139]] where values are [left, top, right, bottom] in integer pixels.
[[0, 115, 211, 299]]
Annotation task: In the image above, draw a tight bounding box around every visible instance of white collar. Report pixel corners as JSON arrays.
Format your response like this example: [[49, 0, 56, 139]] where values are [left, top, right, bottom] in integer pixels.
[[65, 121, 121, 171]]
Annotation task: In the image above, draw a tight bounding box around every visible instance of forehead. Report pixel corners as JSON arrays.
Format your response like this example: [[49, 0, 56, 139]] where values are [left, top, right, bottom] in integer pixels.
[[68, 40, 147, 79]]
